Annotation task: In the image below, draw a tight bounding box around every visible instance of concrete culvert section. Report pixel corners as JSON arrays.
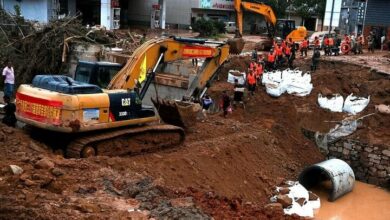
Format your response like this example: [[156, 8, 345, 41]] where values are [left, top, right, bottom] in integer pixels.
[[299, 159, 355, 202]]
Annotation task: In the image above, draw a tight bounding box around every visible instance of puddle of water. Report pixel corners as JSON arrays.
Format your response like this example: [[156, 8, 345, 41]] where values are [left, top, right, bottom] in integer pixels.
[[313, 181, 390, 220]]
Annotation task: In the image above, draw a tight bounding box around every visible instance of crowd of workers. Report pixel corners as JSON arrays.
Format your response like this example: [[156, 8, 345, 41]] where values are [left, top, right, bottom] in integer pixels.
[[211, 31, 386, 118]]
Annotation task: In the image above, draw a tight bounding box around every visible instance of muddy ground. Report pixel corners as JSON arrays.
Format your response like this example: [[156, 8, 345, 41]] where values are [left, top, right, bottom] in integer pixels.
[[0, 53, 389, 219]]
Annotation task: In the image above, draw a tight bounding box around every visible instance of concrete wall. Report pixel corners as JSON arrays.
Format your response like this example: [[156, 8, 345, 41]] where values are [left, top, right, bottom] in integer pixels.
[[326, 138, 389, 188], [3, 0, 49, 23], [68, 0, 76, 16]]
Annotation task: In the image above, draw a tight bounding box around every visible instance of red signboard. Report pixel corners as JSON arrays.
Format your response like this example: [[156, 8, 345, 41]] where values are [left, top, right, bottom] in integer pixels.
[[16, 92, 63, 125], [182, 46, 215, 58]]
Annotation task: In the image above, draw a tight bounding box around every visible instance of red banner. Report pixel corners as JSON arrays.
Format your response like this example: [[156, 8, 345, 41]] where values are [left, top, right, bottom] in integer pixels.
[[16, 92, 63, 125], [182, 46, 215, 58]]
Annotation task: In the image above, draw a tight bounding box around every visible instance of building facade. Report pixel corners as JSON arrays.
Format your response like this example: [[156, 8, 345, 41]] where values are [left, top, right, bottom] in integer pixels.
[[363, 0, 390, 48]]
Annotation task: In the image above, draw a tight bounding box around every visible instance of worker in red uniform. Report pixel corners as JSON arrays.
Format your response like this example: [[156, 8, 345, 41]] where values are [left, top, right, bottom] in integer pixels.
[[314, 36, 321, 49], [300, 37, 309, 57], [267, 49, 276, 70], [275, 44, 283, 68], [247, 70, 256, 96], [323, 36, 330, 56], [255, 62, 263, 83]]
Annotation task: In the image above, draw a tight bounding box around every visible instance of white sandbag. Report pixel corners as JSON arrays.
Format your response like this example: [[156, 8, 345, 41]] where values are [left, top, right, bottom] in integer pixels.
[[343, 94, 370, 115], [265, 82, 286, 97], [317, 94, 344, 112], [227, 70, 246, 85], [263, 69, 313, 97]]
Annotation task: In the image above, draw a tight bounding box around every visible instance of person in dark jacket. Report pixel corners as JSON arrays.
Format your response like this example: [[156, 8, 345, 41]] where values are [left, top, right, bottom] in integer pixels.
[[221, 91, 231, 118], [2, 95, 16, 127], [311, 48, 321, 71]]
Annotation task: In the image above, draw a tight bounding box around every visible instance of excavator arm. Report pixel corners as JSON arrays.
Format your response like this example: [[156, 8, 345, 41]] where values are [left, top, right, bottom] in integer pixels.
[[234, 0, 276, 37], [229, 0, 277, 53], [108, 37, 229, 96], [108, 37, 231, 127]]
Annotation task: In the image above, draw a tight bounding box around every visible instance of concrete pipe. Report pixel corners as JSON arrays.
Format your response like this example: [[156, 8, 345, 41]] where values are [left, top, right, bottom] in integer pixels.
[[299, 159, 355, 202]]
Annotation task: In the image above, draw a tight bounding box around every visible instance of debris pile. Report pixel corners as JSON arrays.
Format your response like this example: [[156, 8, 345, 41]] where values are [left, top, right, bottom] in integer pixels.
[[269, 181, 320, 218]]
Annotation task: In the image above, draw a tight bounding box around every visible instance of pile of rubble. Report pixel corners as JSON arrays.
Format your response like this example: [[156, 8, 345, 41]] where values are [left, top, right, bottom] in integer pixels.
[[0, 9, 142, 86]]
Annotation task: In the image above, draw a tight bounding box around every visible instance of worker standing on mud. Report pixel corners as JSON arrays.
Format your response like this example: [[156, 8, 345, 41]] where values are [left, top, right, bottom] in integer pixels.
[[233, 79, 245, 109], [287, 45, 296, 69], [2, 95, 16, 127], [323, 36, 330, 56], [247, 70, 256, 96], [201, 95, 213, 119], [367, 34, 375, 53], [300, 37, 308, 57], [221, 91, 231, 118], [275, 44, 284, 68], [2, 61, 15, 99], [266, 49, 276, 70], [311, 48, 321, 71]]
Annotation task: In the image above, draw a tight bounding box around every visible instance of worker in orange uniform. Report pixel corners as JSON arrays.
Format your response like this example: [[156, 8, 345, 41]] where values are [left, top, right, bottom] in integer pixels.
[[247, 70, 256, 96], [323, 36, 330, 56], [314, 36, 321, 49], [266, 49, 276, 70], [275, 44, 284, 68], [255, 62, 263, 83], [300, 37, 309, 57]]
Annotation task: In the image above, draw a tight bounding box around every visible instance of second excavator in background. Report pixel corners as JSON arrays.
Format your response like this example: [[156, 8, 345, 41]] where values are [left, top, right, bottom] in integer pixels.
[[228, 0, 308, 53]]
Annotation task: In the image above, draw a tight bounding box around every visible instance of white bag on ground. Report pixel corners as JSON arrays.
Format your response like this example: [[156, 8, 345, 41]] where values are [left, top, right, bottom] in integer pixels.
[[343, 94, 370, 115], [262, 69, 313, 97], [317, 94, 344, 112], [227, 70, 246, 85]]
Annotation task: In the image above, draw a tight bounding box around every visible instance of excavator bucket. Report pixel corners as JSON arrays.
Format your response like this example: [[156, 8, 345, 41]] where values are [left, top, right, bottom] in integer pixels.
[[151, 98, 202, 128], [227, 37, 245, 54]]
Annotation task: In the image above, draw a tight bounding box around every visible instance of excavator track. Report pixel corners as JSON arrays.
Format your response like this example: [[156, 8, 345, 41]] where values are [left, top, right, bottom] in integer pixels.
[[66, 124, 185, 158]]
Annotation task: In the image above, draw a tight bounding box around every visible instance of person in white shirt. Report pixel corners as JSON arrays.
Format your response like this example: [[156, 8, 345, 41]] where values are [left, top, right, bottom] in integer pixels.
[[381, 35, 386, 51], [2, 61, 15, 98]]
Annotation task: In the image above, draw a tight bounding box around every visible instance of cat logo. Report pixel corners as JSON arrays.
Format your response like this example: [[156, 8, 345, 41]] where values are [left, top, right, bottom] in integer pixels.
[[121, 98, 131, 106]]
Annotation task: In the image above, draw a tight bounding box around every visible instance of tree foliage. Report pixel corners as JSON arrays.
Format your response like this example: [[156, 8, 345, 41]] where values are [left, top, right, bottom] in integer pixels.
[[291, 0, 326, 19], [193, 18, 226, 37]]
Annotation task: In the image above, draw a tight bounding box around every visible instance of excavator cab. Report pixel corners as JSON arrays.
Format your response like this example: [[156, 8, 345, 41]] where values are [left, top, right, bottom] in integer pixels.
[[275, 19, 296, 40]]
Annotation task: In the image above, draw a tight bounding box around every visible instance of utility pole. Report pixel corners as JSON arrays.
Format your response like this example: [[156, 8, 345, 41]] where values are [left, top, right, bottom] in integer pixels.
[[329, 0, 336, 34]]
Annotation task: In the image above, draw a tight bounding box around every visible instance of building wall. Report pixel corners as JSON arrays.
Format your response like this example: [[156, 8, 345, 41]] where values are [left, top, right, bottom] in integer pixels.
[[3, 0, 49, 23], [365, 0, 390, 26]]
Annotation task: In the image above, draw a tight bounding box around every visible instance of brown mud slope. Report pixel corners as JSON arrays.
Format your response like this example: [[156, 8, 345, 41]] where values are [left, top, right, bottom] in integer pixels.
[[1, 55, 389, 219]]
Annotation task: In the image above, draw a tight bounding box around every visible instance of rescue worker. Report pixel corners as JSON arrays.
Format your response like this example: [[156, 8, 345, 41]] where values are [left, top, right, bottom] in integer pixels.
[[311, 48, 321, 72], [247, 70, 256, 96], [221, 91, 231, 118], [233, 79, 245, 109], [328, 36, 335, 55], [275, 44, 284, 68], [255, 61, 263, 83], [287, 45, 296, 69], [300, 37, 309, 57], [2, 95, 16, 127], [266, 49, 276, 70], [287, 37, 294, 48], [357, 34, 364, 54], [323, 36, 330, 56], [314, 36, 321, 49], [367, 34, 375, 53], [201, 95, 213, 119]]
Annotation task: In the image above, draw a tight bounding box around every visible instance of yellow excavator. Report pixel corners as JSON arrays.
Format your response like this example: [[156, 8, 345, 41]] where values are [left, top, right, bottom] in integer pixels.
[[228, 0, 307, 53], [15, 36, 234, 158]]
